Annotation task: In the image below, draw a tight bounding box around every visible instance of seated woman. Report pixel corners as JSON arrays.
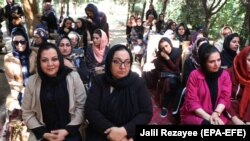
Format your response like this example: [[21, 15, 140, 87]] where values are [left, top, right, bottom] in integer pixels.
[[172, 38, 209, 119], [180, 45, 232, 125], [85, 29, 109, 81], [30, 28, 48, 53], [22, 43, 86, 141], [57, 17, 74, 37], [153, 37, 182, 118], [227, 46, 250, 125], [221, 33, 240, 69], [85, 44, 152, 141], [57, 35, 89, 87], [4, 27, 36, 110]]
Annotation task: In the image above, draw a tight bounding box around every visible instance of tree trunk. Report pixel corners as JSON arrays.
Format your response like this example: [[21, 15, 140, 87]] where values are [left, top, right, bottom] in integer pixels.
[[141, 1, 146, 21], [247, 7, 250, 46], [204, 14, 211, 35], [21, 0, 39, 37], [161, 0, 168, 15], [66, 0, 69, 16]]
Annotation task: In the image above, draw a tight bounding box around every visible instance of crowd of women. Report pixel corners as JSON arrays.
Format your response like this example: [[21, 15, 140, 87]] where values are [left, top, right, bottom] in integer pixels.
[[1, 1, 250, 141], [125, 4, 249, 126]]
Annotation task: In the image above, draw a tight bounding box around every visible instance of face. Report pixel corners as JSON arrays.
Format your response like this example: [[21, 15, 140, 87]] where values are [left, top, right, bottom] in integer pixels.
[[86, 10, 94, 18], [33, 33, 43, 45], [171, 23, 176, 30], [93, 33, 101, 46], [7, 0, 13, 4], [206, 52, 221, 73], [136, 19, 142, 26], [75, 19, 82, 28], [111, 50, 131, 79], [178, 26, 185, 35], [222, 28, 232, 37], [160, 41, 172, 54], [247, 53, 250, 73], [69, 35, 78, 48], [229, 37, 240, 52], [64, 19, 72, 28], [40, 48, 60, 77], [59, 38, 72, 57], [43, 2, 51, 10], [13, 35, 27, 52]]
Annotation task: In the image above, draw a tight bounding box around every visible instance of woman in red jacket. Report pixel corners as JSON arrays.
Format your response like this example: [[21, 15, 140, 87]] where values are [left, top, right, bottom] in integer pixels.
[[180, 44, 232, 125]]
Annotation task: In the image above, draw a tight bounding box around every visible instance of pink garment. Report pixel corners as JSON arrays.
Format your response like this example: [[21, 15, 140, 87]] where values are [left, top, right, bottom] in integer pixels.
[[93, 29, 108, 63], [180, 69, 232, 125]]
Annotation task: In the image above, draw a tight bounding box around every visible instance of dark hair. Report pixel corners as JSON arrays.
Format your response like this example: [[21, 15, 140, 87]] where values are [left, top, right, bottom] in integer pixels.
[[158, 37, 173, 51], [198, 44, 220, 73], [11, 27, 31, 55], [56, 35, 72, 47], [93, 28, 102, 37], [37, 43, 64, 77], [196, 37, 209, 47], [105, 44, 133, 77], [223, 33, 240, 52]]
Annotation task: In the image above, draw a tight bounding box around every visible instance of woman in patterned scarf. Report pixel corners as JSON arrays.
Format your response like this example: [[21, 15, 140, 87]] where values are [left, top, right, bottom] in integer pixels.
[[4, 27, 36, 110]]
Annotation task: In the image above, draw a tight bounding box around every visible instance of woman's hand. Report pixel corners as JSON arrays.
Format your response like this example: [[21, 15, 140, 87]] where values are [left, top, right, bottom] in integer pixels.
[[64, 58, 75, 69], [160, 52, 170, 60], [209, 112, 224, 125], [43, 133, 58, 141], [232, 116, 246, 125], [63, 28, 69, 33], [50, 129, 69, 141], [104, 127, 127, 141]]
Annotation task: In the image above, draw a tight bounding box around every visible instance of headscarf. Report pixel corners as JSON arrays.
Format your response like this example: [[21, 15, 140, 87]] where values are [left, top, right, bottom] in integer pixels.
[[85, 3, 100, 27], [190, 37, 209, 68], [221, 33, 240, 67], [233, 46, 250, 118], [56, 35, 72, 57], [34, 28, 49, 43], [11, 27, 31, 86], [198, 45, 223, 109], [157, 37, 182, 63], [37, 43, 72, 82], [105, 44, 134, 88], [92, 29, 108, 63]]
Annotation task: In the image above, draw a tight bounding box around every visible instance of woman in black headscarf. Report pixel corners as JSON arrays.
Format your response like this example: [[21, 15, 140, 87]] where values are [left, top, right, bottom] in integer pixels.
[[221, 33, 240, 69], [153, 37, 182, 118], [85, 44, 152, 141], [22, 43, 86, 141]]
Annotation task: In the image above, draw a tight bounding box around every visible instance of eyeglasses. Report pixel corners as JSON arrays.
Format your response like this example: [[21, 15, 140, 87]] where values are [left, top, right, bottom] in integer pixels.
[[112, 59, 131, 67], [13, 40, 26, 46]]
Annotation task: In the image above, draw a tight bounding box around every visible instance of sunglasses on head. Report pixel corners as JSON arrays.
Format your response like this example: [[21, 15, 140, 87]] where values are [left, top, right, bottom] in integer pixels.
[[13, 40, 26, 46]]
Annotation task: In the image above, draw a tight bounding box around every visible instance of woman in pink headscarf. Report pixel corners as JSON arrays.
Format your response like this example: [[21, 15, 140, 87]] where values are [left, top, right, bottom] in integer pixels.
[[86, 28, 109, 82]]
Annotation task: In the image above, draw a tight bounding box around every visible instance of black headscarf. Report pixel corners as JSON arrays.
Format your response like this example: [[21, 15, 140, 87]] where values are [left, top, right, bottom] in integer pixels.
[[104, 44, 137, 88], [157, 37, 182, 63], [37, 43, 73, 131], [221, 33, 240, 68]]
